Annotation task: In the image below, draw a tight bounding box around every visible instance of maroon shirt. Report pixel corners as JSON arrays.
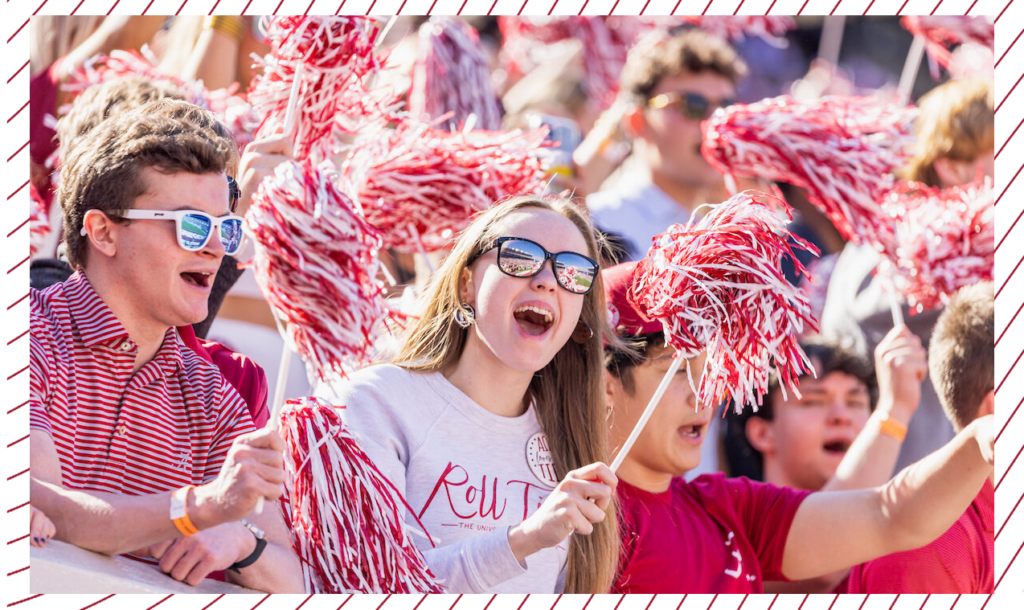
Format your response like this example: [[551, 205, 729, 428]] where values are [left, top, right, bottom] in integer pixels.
[[844, 479, 994, 594], [614, 474, 811, 593], [178, 325, 269, 428]]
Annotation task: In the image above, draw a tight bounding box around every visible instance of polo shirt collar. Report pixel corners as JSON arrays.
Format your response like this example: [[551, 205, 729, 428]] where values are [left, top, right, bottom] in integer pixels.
[[64, 271, 183, 375]]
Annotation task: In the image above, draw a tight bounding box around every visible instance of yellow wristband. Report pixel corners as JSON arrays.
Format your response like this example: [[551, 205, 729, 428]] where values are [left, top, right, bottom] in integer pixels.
[[203, 16, 246, 42], [170, 485, 199, 536], [877, 413, 908, 442]]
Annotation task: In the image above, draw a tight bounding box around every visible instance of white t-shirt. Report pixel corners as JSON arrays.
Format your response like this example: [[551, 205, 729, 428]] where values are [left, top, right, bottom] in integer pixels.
[[587, 176, 693, 261], [316, 364, 568, 594]]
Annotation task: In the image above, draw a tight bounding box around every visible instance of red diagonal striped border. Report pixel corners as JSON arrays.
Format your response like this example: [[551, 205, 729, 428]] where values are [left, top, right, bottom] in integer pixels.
[[3, 1, 1020, 609]]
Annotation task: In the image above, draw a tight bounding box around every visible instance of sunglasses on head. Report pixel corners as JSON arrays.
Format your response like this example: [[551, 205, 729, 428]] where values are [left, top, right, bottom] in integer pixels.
[[648, 92, 737, 121], [470, 237, 599, 295], [83, 209, 246, 256]]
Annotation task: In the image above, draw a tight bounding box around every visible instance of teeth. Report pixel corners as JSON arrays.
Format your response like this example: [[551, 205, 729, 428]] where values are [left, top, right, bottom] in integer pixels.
[[514, 305, 553, 323]]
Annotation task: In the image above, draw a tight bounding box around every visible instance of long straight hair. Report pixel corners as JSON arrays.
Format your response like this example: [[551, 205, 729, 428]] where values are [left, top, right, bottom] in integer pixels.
[[396, 196, 625, 593]]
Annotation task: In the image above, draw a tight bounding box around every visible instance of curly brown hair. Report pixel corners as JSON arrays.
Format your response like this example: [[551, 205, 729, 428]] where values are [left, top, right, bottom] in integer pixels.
[[59, 99, 238, 269], [620, 27, 748, 103]]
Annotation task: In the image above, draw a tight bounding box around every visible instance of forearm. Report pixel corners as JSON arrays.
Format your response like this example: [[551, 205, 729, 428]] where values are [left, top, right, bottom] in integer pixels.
[[183, 30, 241, 90], [823, 404, 911, 492], [31, 478, 181, 555], [764, 569, 849, 594], [877, 419, 991, 551]]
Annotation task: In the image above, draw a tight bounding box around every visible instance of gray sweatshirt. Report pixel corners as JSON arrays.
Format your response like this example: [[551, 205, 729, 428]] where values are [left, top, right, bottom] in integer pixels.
[[316, 364, 568, 594]]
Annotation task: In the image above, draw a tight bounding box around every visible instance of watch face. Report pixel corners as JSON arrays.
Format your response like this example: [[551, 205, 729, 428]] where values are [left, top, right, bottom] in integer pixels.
[[526, 432, 558, 487], [242, 519, 266, 540]]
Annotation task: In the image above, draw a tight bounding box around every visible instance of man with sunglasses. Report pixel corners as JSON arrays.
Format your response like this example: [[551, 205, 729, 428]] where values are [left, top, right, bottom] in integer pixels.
[[587, 28, 745, 262], [30, 100, 302, 592]]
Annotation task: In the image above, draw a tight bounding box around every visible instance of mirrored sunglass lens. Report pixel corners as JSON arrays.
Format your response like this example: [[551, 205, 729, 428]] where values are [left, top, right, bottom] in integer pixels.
[[499, 240, 545, 276], [180, 214, 213, 250], [554, 254, 596, 294], [220, 219, 243, 254]]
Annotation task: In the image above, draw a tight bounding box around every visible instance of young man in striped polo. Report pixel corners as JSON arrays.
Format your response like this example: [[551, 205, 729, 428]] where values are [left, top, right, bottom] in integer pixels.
[[29, 99, 302, 593]]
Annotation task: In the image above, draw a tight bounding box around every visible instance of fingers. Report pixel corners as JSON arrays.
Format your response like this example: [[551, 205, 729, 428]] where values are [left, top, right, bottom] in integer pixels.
[[148, 539, 176, 561], [158, 538, 191, 575], [242, 134, 293, 159], [230, 445, 284, 469], [236, 429, 285, 453], [567, 462, 618, 488], [559, 478, 614, 512], [185, 555, 220, 587], [169, 545, 204, 583], [29, 507, 56, 547]]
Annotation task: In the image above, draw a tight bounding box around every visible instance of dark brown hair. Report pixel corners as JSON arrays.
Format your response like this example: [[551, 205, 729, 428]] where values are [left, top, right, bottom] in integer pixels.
[[620, 27, 748, 103], [59, 99, 238, 268], [929, 282, 994, 431]]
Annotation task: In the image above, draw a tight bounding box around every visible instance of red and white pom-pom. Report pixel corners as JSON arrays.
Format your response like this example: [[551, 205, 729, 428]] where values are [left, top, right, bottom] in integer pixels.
[[249, 16, 396, 159], [702, 95, 917, 253], [64, 49, 208, 106], [948, 43, 994, 81], [628, 191, 819, 411], [247, 160, 387, 381], [902, 15, 994, 69], [678, 16, 795, 46], [343, 120, 550, 253], [879, 178, 994, 313], [409, 17, 502, 132], [29, 183, 51, 258], [63, 50, 256, 149], [279, 397, 445, 593]]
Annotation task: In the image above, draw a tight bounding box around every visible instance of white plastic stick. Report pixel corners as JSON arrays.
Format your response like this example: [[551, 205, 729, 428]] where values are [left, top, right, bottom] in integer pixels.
[[897, 36, 926, 106], [610, 353, 684, 472]]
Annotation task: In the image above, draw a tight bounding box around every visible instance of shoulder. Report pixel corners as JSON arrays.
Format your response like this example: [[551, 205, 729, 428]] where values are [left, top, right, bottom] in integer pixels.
[[319, 363, 431, 401], [316, 364, 448, 428]]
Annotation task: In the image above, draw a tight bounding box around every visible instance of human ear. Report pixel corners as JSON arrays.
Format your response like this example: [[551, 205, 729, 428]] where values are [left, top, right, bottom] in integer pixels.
[[745, 417, 776, 455], [458, 267, 474, 305], [81, 210, 118, 259], [976, 390, 995, 419]]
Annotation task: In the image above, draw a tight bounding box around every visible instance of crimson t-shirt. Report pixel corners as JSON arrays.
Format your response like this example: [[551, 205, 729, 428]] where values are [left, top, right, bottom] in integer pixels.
[[614, 474, 812, 594], [844, 479, 994, 594]]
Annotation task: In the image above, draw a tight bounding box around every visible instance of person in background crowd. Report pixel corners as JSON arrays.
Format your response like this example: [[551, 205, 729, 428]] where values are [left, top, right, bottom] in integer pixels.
[[318, 197, 624, 594], [586, 27, 745, 262], [817, 78, 994, 473], [602, 261, 994, 594], [725, 327, 928, 592], [844, 282, 995, 594], [30, 100, 302, 593]]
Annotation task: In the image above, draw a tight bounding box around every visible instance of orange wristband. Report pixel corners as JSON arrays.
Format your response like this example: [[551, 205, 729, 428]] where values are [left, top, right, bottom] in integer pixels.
[[170, 485, 199, 536], [877, 413, 908, 442]]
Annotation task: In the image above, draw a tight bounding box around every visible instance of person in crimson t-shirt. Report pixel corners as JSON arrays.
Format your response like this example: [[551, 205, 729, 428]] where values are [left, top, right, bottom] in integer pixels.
[[602, 261, 995, 594], [843, 283, 995, 594]]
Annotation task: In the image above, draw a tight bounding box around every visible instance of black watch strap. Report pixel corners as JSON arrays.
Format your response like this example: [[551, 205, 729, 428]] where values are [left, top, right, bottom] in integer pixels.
[[229, 520, 267, 573]]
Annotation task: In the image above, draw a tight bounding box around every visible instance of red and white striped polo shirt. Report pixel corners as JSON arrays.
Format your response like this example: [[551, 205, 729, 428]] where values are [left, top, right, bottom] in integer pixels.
[[30, 272, 257, 495]]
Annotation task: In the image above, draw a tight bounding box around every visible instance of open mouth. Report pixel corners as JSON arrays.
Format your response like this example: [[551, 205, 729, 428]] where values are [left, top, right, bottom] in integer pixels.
[[678, 423, 705, 440], [181, 271, 213, 289], [513, 305, 554, 336], [823, 440, 852, 454]]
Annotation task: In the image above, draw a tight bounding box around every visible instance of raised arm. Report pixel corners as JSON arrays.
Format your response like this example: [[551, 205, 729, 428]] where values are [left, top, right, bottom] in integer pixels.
[[823, 325, 926, 492], [780, 414, 993, 581]]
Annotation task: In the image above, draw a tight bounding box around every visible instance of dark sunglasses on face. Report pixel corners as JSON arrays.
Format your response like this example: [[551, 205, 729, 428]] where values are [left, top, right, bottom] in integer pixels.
[[648, 92, 737, 121], [469, 237, 599, 295]]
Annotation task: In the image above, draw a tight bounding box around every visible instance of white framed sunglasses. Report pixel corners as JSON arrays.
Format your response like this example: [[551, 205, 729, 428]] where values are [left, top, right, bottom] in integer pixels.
[[81, 209, 245, 256]]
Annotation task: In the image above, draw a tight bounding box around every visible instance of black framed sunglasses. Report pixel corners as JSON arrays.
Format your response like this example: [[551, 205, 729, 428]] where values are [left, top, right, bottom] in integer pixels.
[[227, 176, 241, 213], [648, 92, 737, 121], [470, 237, 599, 295]]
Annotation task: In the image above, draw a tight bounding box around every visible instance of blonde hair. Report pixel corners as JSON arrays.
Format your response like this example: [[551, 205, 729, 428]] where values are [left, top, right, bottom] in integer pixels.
[[396, 196, 624, 593], [30, 16, 104, 76], [904, 79, 994, 187]]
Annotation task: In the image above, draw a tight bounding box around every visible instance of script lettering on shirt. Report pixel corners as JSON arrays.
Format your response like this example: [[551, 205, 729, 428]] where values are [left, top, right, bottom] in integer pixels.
[[418, 462, 551, 524], [723, 530, 744, 579]]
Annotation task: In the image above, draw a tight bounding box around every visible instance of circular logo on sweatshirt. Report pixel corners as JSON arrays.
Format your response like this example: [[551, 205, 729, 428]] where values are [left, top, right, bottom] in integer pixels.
[[526, 432, 558, 487]]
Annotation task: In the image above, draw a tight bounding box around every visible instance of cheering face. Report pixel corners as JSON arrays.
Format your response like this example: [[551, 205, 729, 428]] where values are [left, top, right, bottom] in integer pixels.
[[607, 345, 709, 480], [461, 209, 590, 374], [108, 168, 230, 331], [642, 72, 736, 189], [749, 371, 872, 491]]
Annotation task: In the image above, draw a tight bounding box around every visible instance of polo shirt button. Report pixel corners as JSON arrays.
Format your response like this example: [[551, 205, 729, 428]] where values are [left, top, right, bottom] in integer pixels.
[[117, 424, 127, 436], [120, 341, 132, 351]]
